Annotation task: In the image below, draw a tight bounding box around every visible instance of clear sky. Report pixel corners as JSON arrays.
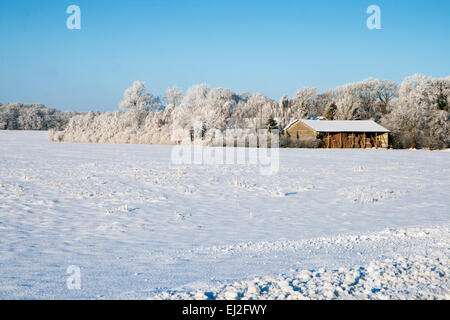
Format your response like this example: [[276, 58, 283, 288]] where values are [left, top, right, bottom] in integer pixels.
[[1, 0, 449, 111]]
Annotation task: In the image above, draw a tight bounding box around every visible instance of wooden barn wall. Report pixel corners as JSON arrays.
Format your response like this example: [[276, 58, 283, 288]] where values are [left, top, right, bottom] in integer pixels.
[[283, 121, 389, 148], [320, 132, 388, 149]]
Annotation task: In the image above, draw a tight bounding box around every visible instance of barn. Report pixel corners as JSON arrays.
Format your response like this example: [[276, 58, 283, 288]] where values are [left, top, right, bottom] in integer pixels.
[[283, 119, 390, 149]]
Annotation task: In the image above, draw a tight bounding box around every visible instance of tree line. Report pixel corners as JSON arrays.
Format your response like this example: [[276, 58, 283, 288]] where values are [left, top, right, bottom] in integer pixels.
[[4, 74, 450, 149], [0, 103, 80, 131]]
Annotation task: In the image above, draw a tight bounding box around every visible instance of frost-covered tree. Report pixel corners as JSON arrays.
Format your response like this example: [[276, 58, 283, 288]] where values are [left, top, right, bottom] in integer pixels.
[[277, 95, 290, 128], [0, 103, 78, 130], [119, 81, 161, 111], [172, 85, 229, 132], [290, 87, 320, 120], [372, 79, 397, 114], [332, 79, 397, 120], [435, 76, 450, 112], [240, 93, 277, 130], [165, 85, 184, 108], [382, 74, 449, 149]]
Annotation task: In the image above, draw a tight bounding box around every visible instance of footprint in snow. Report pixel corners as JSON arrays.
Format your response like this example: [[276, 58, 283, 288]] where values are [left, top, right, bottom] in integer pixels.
[[175, 211, 192, 222]]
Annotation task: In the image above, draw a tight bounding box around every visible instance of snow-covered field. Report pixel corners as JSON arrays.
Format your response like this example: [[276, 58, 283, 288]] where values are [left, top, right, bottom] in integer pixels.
[[0, 131, 448, 299]]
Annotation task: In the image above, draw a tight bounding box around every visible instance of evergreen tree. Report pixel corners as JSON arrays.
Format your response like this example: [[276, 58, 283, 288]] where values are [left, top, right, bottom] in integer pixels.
[[266, 116, 278, 132], [323, 103, 337, 120]]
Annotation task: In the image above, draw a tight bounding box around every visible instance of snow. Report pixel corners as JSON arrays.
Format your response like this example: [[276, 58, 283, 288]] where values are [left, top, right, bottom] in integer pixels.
[[154, 226, 449, 300], [300, 120, 391, 133], [0, 131, 449, 299]]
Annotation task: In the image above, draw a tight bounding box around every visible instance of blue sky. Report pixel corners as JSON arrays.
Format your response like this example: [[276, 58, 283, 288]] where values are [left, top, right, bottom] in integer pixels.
[[1, 0, 449, 111]]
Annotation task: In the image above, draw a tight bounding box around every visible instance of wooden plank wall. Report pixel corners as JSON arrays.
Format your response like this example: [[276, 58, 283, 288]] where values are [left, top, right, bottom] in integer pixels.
[[321, 132, 388, 148]]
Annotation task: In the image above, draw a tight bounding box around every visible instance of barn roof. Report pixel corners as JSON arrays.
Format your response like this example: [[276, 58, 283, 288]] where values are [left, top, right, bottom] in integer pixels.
[[298, 120, 390, 133]]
